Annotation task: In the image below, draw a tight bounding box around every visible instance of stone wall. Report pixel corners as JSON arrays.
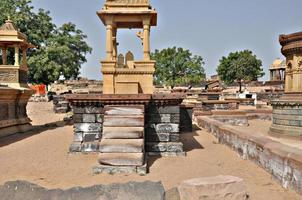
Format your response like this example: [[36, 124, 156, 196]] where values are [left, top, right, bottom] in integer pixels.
[[53, 95, 71, 113], [145, 105, 185, 156], [69, 105, 104, 152], [197, 116, 302, 194]]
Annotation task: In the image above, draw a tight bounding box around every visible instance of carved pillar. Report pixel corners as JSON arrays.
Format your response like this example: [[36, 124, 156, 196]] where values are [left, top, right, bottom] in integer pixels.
[[22, 48, 27, 67], [14, 46, 19, 66], [106, 22, 113, 61], [143, 19, 151, 61], [1, 47, 7, 65], [112, 27, 117, 61]]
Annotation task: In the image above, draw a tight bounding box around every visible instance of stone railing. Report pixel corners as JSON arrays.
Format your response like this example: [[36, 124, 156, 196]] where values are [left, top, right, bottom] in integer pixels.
[[105, 0, 149, 6]]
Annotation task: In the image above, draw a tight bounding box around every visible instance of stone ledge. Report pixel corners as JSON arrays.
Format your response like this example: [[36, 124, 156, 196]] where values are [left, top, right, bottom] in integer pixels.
[[197, 116, 302, 195]]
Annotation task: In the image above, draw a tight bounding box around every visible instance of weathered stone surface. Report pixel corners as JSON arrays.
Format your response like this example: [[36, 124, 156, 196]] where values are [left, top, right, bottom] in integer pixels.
[[99, 153, 144, 166], [69, 142, 82, 152], [148, 114, 171, 123], [84, 106, 103, 114], [146, 132, 170, 142], [146, 142, 183, 152], [96, 114, 103, 123], [178, 176, 248, 200], [81, 142, 99, 152], [83, 114, 96, 123], [73, 132, 83, 142], [93, 163, 147, 175], [100, 139, 144, 153], [83, 133, 99, 142], [73, 114, 82, 123], [0, 180, 165, 200], [104, 116, 144, 127], [105, 106, 144, 115], [148, 105, 180, 114], [74, 123, 101, 132], [147, 123, 179, 133], [103, 127, 144, 139]]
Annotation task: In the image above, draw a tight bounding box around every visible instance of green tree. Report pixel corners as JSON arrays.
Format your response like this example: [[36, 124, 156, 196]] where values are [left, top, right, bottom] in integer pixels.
[[217, 50, 264, 92], [0, 0, 92, 84], [151, 47, 206, 87]]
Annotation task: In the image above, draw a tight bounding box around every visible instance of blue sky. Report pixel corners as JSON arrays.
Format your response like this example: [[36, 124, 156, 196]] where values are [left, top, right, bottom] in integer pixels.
[[32, 0, 302, 81]]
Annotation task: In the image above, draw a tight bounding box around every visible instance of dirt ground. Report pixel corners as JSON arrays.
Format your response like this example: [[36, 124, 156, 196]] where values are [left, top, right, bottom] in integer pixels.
[[0, 102, 301, 200]]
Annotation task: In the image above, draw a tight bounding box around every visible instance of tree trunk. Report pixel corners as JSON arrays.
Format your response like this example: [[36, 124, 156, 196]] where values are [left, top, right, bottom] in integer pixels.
[[239, 81, 242, 93]]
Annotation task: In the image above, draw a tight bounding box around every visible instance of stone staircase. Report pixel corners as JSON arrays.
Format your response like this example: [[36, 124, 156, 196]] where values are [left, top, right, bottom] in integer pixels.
[[94, 105, 146, 174]]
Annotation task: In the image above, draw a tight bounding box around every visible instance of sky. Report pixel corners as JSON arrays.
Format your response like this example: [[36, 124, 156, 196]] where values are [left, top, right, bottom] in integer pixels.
[[31, 0, 302, 81]]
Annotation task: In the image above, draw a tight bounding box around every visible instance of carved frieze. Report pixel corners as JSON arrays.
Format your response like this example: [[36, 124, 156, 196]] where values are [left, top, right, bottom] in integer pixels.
[[106, 0, 149, 5], [0, 70, 17, 83]]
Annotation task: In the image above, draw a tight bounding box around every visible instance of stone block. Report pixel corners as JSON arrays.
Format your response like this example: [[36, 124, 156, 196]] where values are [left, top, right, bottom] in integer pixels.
[[84, 106, 103, 114], [98, 153, 144, 166], [100, 139, 144, 153], [170, 134, 180, 142], [74, 123, 101, 132], [73, 114, 82, 123], [83, 133, 98, 142], [73, 132, 83, 142], [103, 127, 144, 139], [104, 106, 144, 115], [81, 142, 99, 152], [69, 142, 82, 152], [146, 132, 170, 142], [148, 105, 180, 114], [73, 106, 84, 114], [146, 142, 183, 153], [148, 114, 171, 123], [83, 114, 96, 123], [147, 123, 179, 133], [178, 176, 248, 200], [103, 116, 144, 127], [96, 114, 103, 123]]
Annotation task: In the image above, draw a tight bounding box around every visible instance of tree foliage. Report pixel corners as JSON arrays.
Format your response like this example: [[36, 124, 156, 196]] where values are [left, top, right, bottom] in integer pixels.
[[151, 47, 206, 87], [0, 0, 92, 84], [217, 50, 264, 91]]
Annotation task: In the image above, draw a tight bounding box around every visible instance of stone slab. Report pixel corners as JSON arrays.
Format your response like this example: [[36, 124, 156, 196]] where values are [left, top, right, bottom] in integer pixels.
[[100, 139, 144, 153], [81, 142, 99, 152], [178, 176, 248, 200], [93, 163, 147, 176], [104, 106, 144, 115], [98, 153, 144, 166], [0, 180, 165, 200], [148, 105, 180, 114], [103, 127, 144, 139], [82, 114, 96, 123], [103, 116, 144, 127]]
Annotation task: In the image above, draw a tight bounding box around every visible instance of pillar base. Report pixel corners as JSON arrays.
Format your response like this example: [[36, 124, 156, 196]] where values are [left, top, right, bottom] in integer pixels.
[[269, 93, 302, 139]]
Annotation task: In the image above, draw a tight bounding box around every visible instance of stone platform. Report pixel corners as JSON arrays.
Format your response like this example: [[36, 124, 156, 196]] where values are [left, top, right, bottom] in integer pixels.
[[0, 87, 33, 138], [66, 93, 188, 174]]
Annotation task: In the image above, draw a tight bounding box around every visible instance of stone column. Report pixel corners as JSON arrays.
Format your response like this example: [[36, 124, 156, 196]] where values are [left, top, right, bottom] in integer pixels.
[[143, 19, 151, 61], [112, 27, 117, 61], [1, 47, 7, 65], [14, 46, 19, 66], [22, 48, 27, 67], [106, 23, 113, 61]]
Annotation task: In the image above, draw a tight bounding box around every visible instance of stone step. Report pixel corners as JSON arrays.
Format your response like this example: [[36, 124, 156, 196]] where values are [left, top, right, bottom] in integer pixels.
[[103, 116, 144, 127], [104, 105, 144, 115], [100, 139, 144, 153], [99, 153, 144, 166], [103, 127, 144, 139]]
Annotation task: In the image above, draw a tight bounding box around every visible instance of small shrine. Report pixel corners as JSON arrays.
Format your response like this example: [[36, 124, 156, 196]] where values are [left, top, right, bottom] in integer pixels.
[[269, 59, 286, 82], [0, 18, 34, 138], [98, 0, 157, 94]]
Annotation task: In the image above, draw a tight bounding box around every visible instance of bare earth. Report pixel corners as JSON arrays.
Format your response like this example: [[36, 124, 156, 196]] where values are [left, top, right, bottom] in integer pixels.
[[0, 102, 301, 200]]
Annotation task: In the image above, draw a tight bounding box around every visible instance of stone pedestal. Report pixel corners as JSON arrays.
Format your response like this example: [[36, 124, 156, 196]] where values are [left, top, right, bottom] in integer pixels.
[[269, 94, 302, 139], [0, 87, 33, 138]]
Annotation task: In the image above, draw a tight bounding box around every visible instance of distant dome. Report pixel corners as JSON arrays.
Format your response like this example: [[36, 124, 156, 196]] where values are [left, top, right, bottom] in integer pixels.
[[270, 58, 286, 69]]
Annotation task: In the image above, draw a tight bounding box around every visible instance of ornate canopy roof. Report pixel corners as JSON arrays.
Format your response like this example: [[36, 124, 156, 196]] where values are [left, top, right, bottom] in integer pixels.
[[280, 31, 302, 56], [98, 0, 157, 28], [0, 19, 34, 48], [270, 59, 286, 70]]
